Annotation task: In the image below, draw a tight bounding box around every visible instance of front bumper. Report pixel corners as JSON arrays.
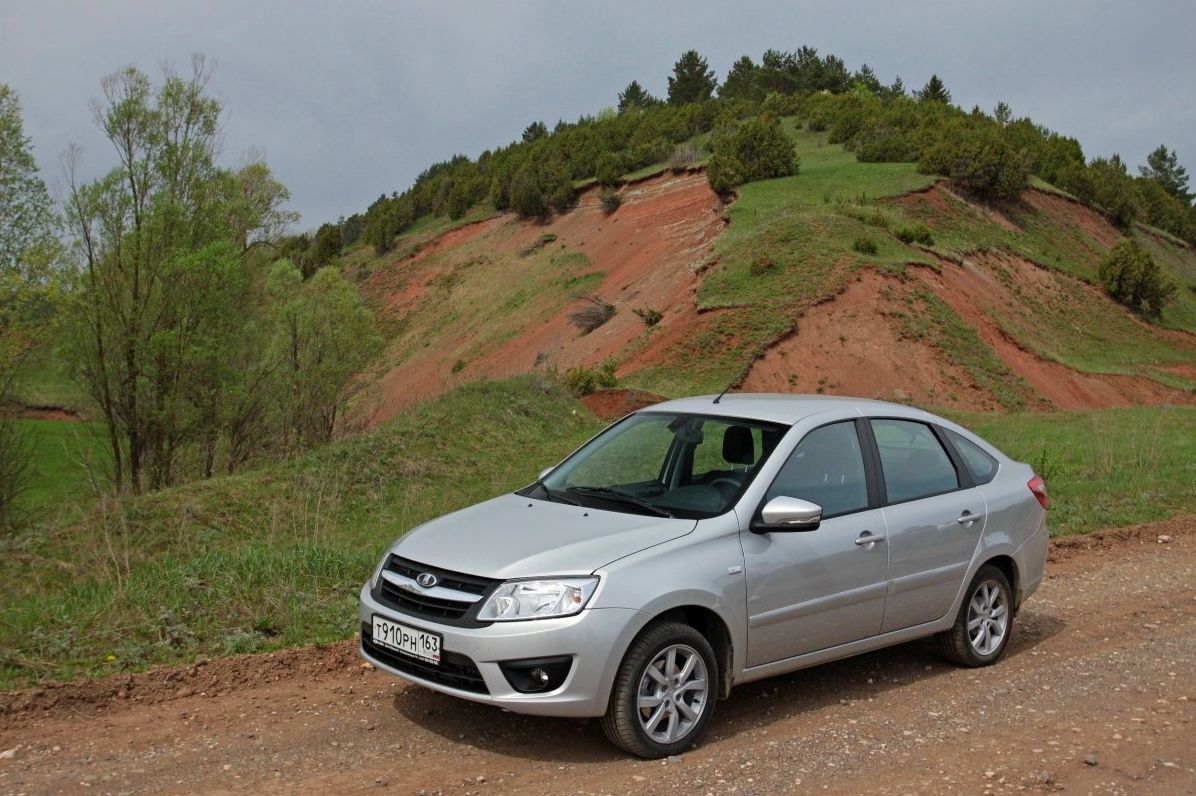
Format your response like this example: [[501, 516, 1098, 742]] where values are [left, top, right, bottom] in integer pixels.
[[359, 583, 646, 717]]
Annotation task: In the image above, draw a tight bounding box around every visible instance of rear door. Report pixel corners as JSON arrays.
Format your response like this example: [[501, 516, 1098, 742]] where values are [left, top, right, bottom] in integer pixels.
[[741, 420, 889, 666], [867, 418, 986, 633]]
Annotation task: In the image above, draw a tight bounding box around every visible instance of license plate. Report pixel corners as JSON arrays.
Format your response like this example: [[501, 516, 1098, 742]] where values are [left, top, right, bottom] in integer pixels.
[[371, 615, 442, 665]]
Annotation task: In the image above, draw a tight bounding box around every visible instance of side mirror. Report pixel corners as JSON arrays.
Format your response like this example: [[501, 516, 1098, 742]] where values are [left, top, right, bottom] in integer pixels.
[[753, 496, 823, 533], [538, 467, 554, 481]]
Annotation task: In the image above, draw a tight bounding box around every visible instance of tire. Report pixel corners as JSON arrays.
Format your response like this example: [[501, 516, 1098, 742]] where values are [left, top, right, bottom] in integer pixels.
[[600, 621, 718, 758], [936, 564, 1014, 667]]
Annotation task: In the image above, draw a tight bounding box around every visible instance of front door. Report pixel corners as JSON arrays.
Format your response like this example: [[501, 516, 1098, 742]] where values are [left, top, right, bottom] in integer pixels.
[[742, 420, 889, 667]]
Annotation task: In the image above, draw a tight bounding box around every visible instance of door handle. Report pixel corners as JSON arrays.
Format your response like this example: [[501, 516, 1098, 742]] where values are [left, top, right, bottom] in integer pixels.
[[854, 532, 886, 546], [957, 510, 984, 525]]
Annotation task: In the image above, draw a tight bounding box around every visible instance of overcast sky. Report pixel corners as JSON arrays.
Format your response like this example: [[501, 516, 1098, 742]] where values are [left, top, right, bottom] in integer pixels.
[[3, 0, 1193, 228]]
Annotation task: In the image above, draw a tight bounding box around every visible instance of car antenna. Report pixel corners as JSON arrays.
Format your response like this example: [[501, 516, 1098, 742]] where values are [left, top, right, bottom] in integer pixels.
[[713, 361, 751, 404]]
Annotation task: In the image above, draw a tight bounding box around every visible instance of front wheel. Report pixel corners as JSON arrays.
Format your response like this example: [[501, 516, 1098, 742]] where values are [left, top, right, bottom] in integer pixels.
[[600, 621, 718, 758], [936, 564, 1013, 667]]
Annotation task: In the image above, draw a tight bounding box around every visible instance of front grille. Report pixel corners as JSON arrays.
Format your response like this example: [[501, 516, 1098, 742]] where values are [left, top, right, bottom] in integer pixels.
[[374, 555, 499, 626], [361, 625, 488, 694]]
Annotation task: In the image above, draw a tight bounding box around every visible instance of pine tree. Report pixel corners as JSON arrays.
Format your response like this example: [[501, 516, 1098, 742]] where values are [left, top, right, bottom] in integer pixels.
[[917, 74, 951, 104], [1139, 144, 1192, 203], [886, 76, 905, 98], [521, 121, 548, 143], [617, 81, 658, 113], [720, 56, 762, 101], [853, 64, 883, 95], [667, 50, 718, 105], [994, 101, 1012, 127]]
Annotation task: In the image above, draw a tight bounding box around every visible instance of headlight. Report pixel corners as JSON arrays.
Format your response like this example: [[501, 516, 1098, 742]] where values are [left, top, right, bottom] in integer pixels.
[[477, 577, 599, 621]]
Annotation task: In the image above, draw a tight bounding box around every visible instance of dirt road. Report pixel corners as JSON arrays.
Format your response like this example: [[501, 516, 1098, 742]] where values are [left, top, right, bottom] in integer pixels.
[[3, 517, 1195, 795]]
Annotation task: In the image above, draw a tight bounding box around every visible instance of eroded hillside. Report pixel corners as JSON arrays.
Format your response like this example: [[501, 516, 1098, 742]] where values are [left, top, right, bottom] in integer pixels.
[[351, 130, 1196, 421]]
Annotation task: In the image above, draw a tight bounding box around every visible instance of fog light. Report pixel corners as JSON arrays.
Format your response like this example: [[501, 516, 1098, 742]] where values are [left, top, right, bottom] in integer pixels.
[[498, 656, 573, 693]]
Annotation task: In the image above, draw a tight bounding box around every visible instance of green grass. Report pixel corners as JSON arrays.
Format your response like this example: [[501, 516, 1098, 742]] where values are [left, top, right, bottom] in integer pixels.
[[9, 346, 89, 414], [16, 419, 109, 516], [0, 376, 604, 688], [951, 406, 1196, 536]]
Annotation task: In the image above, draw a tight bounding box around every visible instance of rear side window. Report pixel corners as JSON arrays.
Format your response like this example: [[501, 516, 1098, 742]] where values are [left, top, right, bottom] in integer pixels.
[[870, 419, 959, 503], [945, 429, 999, 485], [765, 421, 869, 517]]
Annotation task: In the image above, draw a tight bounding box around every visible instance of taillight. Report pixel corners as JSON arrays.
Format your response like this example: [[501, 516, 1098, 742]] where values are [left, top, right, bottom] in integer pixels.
[[1027, 475, 1048, 510]]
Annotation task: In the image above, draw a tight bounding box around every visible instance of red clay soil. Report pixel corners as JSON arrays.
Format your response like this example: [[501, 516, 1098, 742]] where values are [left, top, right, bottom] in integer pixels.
[[913, 252, 1196, 410], [363, 172, 725, 426], [741, 271, 998, 411], [1021, 189, 1122, 249], [579, 388, 669, 420]]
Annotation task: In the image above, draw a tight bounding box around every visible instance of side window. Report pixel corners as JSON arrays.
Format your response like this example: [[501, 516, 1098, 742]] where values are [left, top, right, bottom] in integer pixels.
[[944, 428, 998, 485], [765, 421, 869, 517], [870, 419, 960, 503]]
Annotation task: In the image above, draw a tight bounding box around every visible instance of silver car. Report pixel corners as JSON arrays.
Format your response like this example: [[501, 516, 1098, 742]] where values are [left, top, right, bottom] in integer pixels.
[[359, 394, 1049, 757]]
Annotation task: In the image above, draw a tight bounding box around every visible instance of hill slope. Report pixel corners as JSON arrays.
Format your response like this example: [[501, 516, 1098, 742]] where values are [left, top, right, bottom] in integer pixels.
[[350, 124, 1196, 418]]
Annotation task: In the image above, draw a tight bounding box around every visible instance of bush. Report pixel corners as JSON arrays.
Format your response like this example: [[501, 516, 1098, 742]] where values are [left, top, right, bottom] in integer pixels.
[[750, 256, 775, 275], [1098, 239, 1176, 316], [595, 152, 624, 187], [895, 223, 934, 245], [706, 152, 743, 195], [919, 126, 1028, 201], [567, 295, 616, 334], [852, 235, 879, 255], [599, 188, 623, 214], [562, 358, 618, 397], [633, 307, 662, 326]]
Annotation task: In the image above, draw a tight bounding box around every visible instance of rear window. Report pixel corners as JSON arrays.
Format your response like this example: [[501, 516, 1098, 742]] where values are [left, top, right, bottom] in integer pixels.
[[945, 429, 999, 485], [870, 418, 960, 503]]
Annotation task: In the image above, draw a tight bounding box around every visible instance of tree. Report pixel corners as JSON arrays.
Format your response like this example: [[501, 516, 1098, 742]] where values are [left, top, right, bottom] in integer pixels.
[[993, 101, 1012, 127], [917, 74, 951, 104], [595, 151, 625, 186], [1099, 239, 1176, 316], [1088, 155, 1140, 228], [310, 222, 343, 272], [707, 116, 798, 192], [268, 262, 382, 448], [617, 80, 658, 113], [886, 76, 906, 98], [0, 85, 57, 282], [522, 121, 548, 143], [919, 125, 1029, 201], [720, 56, 763, 101], [667, 50, 717, 105], [852, 64, 883, 96], [1139, 144, 1192, 203], [63, 58, 295, 492]]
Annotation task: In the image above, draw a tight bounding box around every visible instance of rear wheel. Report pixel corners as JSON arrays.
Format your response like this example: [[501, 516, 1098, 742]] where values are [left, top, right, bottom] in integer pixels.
[[601, 621, 717, 758], [937, 564, 1013, 667]]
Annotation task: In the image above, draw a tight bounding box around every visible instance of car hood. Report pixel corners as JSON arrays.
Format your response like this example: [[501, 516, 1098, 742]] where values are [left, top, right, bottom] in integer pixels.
[[392, 492, 696, 579]]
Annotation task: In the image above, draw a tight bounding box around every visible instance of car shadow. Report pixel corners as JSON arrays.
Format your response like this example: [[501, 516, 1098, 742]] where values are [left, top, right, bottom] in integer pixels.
[[391, 605, 1067, 762]]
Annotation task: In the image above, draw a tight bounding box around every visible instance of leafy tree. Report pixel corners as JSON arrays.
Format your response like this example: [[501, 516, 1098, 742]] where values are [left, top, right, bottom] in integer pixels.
[[0, 85, 57, 281], [1139, 144, 1191, 203], [720, 56, 763, 101], [63, 58, 296, 492], [267, 262, 382, 448], [617, 81, 658, 113], [667, 50, 718, 105], [1099, 239, 1176, 316], [917, 74, 951, 104], [522, 121, 548, 143]]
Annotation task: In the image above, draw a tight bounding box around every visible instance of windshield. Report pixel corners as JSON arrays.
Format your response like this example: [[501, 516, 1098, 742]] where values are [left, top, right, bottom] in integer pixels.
[[530, 412, 789, 519]]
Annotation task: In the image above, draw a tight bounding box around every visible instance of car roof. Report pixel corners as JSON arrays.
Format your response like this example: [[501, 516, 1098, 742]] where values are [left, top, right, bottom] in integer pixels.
[[640, 393, 941, 426]]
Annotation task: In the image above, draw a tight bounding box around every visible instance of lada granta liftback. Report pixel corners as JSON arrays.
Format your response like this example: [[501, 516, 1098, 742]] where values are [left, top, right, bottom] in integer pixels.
[[360, 394, 1049, 758]]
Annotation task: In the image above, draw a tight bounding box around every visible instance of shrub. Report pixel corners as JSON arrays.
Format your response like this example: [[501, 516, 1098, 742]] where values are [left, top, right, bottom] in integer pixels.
[[895, 223, 934, 245], [750, 256, 775, 275], [633, 307, 662, 326], [706, 152, 743, 195], [852, 235, 879, 256], [708, 116, 798, 192], [595, 152, 624, 187], [562, 358, 618, 396], [1098, 239, 1176, 316], [599, 188, 623, 214], [451, 359, 466, 374], [919, 126, 1028, 201], [567, 295, 616, 334]]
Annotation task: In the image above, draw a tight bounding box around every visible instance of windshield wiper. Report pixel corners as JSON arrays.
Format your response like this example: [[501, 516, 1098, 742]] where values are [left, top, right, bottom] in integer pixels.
[[533, 479, 581, 506], [566, 486, 674, 518]]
